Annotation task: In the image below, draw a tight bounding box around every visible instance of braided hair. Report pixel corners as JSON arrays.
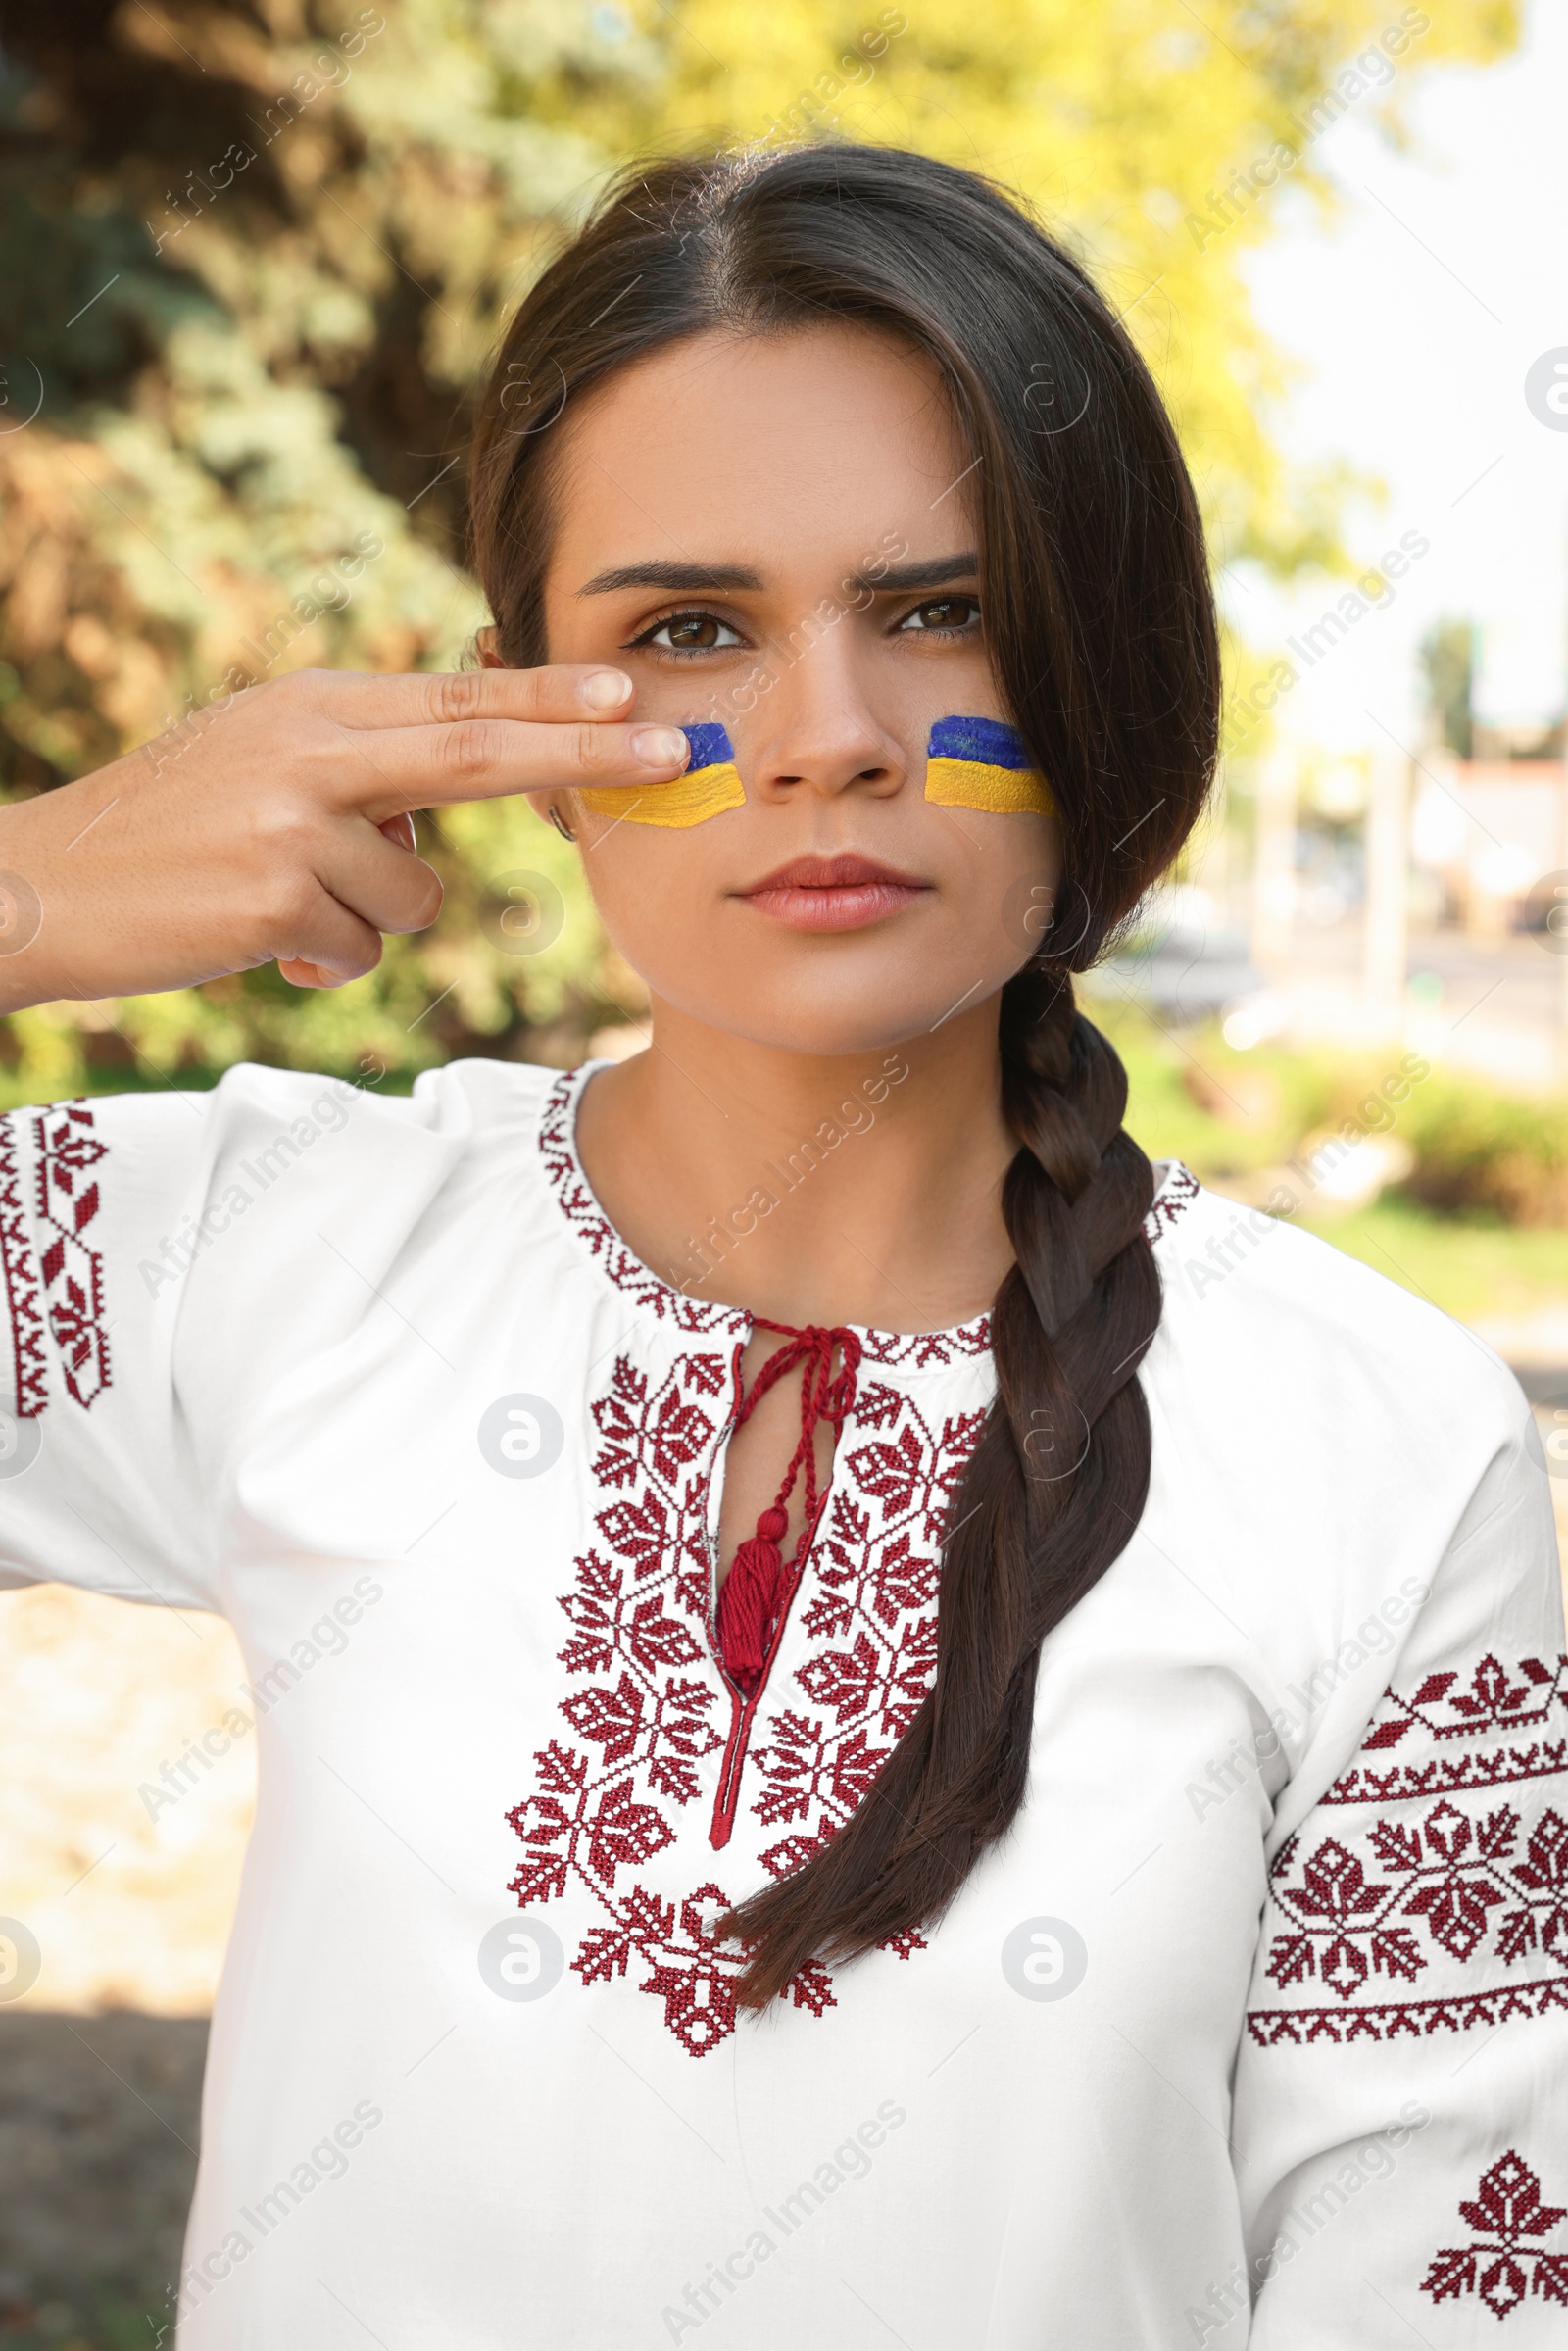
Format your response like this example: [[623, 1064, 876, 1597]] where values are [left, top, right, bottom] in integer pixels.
[[470, 146, 1221, 2007]]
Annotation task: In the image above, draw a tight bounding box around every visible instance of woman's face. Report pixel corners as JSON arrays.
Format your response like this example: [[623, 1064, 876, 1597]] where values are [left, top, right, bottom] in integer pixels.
[[538, 324, 1058, 1056]]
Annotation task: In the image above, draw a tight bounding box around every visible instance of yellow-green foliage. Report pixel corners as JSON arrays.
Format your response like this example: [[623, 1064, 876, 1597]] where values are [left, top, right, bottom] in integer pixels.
[[1296, 1198, 1568, 1323], [1395, 1071, 1568, 1224], [0, 0, 1515, 1090], [1095, 994, 1568, 1228]]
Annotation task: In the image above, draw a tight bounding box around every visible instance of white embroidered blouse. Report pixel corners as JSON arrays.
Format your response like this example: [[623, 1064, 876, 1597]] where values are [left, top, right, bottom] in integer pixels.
[[1, 1058, 1564, 2349]]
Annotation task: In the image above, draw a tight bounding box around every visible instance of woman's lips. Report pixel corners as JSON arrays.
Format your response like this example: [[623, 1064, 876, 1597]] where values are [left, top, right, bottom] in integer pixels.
[[736, 854, 932, 933]]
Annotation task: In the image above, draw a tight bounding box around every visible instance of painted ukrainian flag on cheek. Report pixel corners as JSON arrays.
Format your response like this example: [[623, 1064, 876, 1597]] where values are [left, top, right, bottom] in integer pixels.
[[577, 720, 745, 828], [924, 715, 1054, 818]]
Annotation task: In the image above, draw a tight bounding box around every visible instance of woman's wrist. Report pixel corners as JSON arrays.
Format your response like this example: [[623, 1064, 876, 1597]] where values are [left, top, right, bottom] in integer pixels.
[[0, 784, 87, 1013]]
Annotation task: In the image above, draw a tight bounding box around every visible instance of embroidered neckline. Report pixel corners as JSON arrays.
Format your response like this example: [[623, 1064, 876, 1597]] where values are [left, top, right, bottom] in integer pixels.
[[535, 1062, 1197, 1366], [515, 1071, 1203, 2056], [537, 1065, 992, 1366]]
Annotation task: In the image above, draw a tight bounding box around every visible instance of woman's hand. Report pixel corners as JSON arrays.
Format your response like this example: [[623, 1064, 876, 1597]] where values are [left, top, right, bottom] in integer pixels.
[[0, 664, 690, 1008]]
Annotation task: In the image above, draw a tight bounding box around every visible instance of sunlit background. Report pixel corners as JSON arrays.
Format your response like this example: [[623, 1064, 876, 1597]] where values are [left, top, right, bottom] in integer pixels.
[[1, 0, 1565, 2337]]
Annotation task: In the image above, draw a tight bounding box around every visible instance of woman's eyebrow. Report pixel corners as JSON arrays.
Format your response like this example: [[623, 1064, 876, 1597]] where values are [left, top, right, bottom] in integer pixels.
[[855, 553, 980, 593], [574, 552, 981, 599], [575, 561, 764, 596]]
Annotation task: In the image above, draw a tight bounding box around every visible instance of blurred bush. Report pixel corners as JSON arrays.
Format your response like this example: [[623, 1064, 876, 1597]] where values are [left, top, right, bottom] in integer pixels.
[[1394, 1074, 1568, 1225], [0, 0, 1516, 1094], [1095, 993, 1568, 1229]]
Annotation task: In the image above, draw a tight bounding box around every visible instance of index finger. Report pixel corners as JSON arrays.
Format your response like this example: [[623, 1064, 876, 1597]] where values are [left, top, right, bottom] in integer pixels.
[[295, 664, 637, 731]]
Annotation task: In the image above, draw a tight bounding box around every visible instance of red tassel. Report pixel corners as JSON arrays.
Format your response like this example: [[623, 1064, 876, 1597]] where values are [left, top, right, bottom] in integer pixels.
[[716, 1504, 790, 1686], [710, 1318, 861, 1696]]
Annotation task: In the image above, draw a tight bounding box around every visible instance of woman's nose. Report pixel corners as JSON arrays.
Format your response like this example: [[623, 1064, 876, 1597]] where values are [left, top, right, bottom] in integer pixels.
[[739, 625, 910, 803]]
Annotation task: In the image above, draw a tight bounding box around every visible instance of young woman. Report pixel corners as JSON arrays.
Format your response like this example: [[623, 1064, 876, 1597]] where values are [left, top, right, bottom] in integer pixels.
[[0, 148, 1561, 2349]]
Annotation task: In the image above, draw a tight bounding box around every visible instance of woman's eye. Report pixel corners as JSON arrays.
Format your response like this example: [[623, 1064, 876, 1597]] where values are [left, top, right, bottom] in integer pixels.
[[898, 595, 982, 634], [637, 611, 744, 653]]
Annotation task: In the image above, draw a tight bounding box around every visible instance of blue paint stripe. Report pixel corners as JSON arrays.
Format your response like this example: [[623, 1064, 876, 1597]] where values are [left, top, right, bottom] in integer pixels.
[[927, 715, 1032, 768], [681, 721, 734, 773]]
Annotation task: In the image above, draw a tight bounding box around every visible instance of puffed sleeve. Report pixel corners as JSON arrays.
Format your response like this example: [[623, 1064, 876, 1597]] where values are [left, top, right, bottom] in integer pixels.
[[0, 1090, 239, 1607], [1229, 1417, 1568, 2345]]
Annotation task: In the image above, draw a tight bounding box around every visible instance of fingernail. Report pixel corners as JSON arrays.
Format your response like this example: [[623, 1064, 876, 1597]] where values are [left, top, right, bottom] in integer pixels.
[[581, 669, 632, 710], [632, 726, 690, 770]]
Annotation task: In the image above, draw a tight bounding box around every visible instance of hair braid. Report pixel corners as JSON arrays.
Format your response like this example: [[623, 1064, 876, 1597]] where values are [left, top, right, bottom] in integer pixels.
[[727, 964, 1161, 2004]]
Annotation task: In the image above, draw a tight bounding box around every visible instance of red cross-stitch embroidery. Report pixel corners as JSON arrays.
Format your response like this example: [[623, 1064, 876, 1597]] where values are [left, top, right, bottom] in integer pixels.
[[35, 1103, 111, 1407], [1247, 1976, 1568, 2047], [1248, 1648, 1568, 2048], [538, 1075, 744, 1339], [506, 1347, 839, 2055], [1143, 1161, 1200, 1242], [505, 1341, 985, 2054], [749, 1379, 982, 1887], [538, 1066, 993, 1364], [0, 1113, 47, 1418], [1262, 1798, 1568, 1998], [0, 1102, 110, 1414], [1322, 1654, 1568, 1806], [523, 1067, 1182, 2054], [1422, 2151, 1568, 2320], [539, 1069, 1193, 1366]]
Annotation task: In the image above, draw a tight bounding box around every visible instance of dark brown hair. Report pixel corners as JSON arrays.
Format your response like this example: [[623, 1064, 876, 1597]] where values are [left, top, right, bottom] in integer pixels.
[[470, 147, 1219, 2006]]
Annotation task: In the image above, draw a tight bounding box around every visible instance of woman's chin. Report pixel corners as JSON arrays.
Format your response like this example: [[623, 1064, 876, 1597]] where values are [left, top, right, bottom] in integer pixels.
[[649, 974, 1001, 1060]]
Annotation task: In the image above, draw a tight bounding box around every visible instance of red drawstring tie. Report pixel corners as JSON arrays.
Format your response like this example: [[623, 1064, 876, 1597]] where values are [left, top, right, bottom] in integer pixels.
[[714, 1318, 861, 1693]]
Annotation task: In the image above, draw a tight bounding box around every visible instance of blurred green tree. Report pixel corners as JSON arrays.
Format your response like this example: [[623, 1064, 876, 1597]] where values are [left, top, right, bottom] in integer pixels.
[[1420, 614, 1476, 759], [0, 0, 1514, 1097]]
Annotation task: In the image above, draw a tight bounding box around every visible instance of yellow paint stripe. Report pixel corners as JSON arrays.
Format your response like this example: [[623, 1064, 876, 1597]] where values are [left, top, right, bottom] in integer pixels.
[[577, 761, 746, 830], [924, 757, 1054, 817]]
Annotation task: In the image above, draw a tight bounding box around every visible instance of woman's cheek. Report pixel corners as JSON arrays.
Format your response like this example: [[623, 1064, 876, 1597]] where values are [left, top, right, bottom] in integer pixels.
[[570, 820, 730, 987]]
